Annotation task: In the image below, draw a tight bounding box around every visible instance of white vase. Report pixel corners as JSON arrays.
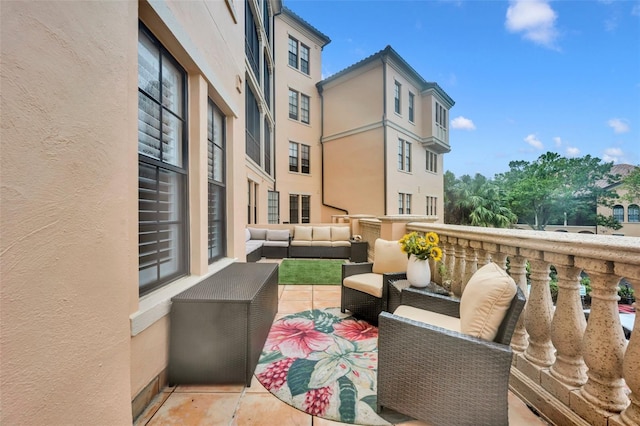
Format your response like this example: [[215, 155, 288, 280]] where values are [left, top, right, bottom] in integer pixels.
[[406, 254, 431, 288]]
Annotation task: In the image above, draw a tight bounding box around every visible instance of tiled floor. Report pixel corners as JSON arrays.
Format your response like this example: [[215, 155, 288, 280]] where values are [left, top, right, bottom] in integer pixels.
[[135, 260, 548, 426]]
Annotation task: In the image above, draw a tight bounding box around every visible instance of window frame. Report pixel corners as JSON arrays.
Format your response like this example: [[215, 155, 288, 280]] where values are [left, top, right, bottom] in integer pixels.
[[288, 36, 298, 68], [300, 43, 310, 75], [288, 89, 299, 120], [613, 205, 624, 222], [207, 98, 226, 263], [426, 150, 437, 173], [289, 141, 299, 172], [628, 204, 639, 222], [408, 91, 415, 122], [394, 81, 401, 114], [300, 94, 310, 124]]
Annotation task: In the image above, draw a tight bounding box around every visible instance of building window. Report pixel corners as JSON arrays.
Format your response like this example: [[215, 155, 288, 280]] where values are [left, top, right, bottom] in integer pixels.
[[263, 56, 271, 110], [629, 204, 639, 222], [426, 150, 437, 173], [289, 142, 299, 172], [288, 89, 298, 120], [138, 25, 188, 295], [408, 92, 415, 122], [268, 191, 279, 224], [288, 36, 298, 68], [613, 205, 624, 222], [245, 0, 259, 77], [264, 117, 271, 175], [435, 101, 447, 129], [263, 0, 270, 43], [248, 180, 258, 224], [246, 82, 261, 164], [300, 94, 310, 124], [207, 99, 226, 263], [289, 141, 310, 174], [394, 81, 401, 114], [426, 196, 437, 216], [398, 193, 411, 214], [300, 44, 310, 75], [290, 194, 310, 223], [398, 139, 411, 172]]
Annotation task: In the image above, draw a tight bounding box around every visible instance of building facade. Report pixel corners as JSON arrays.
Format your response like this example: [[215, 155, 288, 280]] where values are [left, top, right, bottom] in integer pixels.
[[598, 164, 640, 237], [0, 1, 452, 423]]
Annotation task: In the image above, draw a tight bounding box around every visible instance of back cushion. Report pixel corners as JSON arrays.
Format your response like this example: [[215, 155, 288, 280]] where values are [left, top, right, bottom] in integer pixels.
[[331, 226, 351, 242], [312, 226, 331, 241], [294, 226, 312, 241], [267, 229, 290, 241], [459, 262, 517, 341], [372, 239, 408, 274], [245, 228, 251, 242], [248, 227, 267, 240]]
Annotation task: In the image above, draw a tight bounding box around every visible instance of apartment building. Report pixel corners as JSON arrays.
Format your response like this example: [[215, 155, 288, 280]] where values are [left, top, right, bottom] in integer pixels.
[[598, 164, 640, 237], [1, 1, 453, 423], [318, 46, 455, 218]]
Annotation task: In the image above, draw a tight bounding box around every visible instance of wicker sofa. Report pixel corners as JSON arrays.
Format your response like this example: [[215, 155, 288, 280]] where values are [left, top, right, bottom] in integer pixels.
[[245, 227, 290, 261], [288, 225, 352, 259]]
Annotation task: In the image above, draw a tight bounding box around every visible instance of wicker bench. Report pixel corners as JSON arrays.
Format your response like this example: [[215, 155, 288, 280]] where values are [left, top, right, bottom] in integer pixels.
[[168, 263, 278, 386]]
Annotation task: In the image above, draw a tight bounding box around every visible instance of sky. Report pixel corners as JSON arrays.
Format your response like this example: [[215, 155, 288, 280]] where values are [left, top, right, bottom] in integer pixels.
[[285, 0, 640, 178]]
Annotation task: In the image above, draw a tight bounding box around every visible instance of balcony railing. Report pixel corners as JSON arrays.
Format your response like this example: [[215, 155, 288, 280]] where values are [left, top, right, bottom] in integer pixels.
[[349, 217, 639, 426]]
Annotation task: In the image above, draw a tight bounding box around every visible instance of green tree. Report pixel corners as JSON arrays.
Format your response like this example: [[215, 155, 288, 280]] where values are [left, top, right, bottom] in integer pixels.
[[620, 166, 640, 202], [444, 172, 516, 227], [496, 152, 618, 230]]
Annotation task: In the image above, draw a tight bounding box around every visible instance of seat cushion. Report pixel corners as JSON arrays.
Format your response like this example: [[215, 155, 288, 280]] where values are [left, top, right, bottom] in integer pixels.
[[294, 226, 312, 241], [331, 226, 351, 242], [394, 305, 461, 333], [343, 273, 383, 298], [311, 241, 332, 247], [313, 226, 331, 241], [331, 240, 351, 247], [372, 238, 408, 274], [460, 262, 517, 341], [290, 240, 312, 247]]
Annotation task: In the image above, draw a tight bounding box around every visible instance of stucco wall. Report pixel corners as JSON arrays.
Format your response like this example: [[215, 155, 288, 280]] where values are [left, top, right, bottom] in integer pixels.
[[1, 1, 137, 424]]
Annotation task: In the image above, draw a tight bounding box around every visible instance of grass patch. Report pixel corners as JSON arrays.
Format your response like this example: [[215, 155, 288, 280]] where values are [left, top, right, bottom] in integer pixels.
[[278, 259, 345, 285]]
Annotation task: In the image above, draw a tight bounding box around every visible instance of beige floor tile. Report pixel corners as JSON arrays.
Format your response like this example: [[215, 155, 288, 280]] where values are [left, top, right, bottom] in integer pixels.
[[134, 390, 173, 426], [313, 299, 341, 310], [231, 393, 312, 426], [313, 287, 341, 300], [278, 285, 285, 298], [312, 284, 341, 291], [508, 392, 549, 425], [280, 289, 313, 301], [312, 416, 354, 425], [245, 375, 270, 393], [147, 392, 241, 425], [174, 384, 244, 393], [278, 300, 312, 314], [284, 284, 313, 291]]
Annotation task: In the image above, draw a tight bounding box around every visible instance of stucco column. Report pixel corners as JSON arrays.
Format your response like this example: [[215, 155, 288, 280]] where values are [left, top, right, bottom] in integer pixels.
[[523, 258, 555, 368], [476, 248, 490, 268], [576, 261, 628, 414], [549, 263, 588, 388], [618, 264, 640, 425], [452, 242, 465, 297], [508, 255, 529, 353]]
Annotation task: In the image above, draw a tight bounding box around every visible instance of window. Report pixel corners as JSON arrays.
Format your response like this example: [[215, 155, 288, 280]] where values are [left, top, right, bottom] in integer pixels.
[[288, 36, 310, 75], [288, 36, 298, 68], [426, 150, 437, 173], [248, 180, 258, 224], [263, 56, 271, 109], [207, 99, 226, 263], [435, 101, 447, 129], [268, 191, 279, 224], [629, 204, 639, 222], [613, 205, 624, 222], [394, 81, 401, 114], [290, 194, 310, 223], [263, 0, 270, 43], [398, 193, 411, 214], [300, 44, 310, 74], [245, 0, 259, 76], [288, 89, 298, 120], [398, 139, 411, 172], [138, 25, 188, 295], [426, 196, 437, 216], [264, 117, 271, 175], [408, 92, 415, 122], [300, 94, 310, 124], [289, 142, 298, 172], [289, 142, 310, 174], [245, 82, 261, 164]]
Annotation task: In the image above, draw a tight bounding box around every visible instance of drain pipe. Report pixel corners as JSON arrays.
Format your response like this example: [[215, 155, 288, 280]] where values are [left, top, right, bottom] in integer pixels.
[[382, 54, 388, 215]]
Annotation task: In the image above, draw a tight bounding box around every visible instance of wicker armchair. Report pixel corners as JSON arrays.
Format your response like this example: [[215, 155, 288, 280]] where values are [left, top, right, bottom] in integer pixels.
[[340, 238, 407, 325], [377, 263, 526, 426]]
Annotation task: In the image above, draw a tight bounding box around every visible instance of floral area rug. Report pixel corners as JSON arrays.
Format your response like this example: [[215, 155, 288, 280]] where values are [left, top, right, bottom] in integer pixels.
[[255, 308, 395, 425]]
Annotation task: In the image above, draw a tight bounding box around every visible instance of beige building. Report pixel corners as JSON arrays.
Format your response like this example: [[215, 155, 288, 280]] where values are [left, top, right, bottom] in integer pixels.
[[318, 46, 454, 218], [598, 164, 640, 237], [1, 1, 452, 423]]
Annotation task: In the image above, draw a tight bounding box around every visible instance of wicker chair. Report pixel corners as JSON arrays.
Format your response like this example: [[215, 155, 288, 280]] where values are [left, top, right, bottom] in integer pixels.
[[377, 262, 526, 426], [341, 238, 407, 325]]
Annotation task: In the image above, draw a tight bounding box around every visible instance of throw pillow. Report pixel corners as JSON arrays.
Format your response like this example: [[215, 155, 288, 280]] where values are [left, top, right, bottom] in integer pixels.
[[312, 226, 331, 241], [267, 229, 290, 241], [293, 226, 312, 241], [331, 226, 351, 242], [248, 227, 267, 240], [372, 238, 408, 274]]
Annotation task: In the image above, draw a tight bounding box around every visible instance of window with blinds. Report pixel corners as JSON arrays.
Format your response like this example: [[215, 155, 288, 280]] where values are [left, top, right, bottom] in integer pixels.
[[138, 25, 188, 295], [207, 99, 226, 263]]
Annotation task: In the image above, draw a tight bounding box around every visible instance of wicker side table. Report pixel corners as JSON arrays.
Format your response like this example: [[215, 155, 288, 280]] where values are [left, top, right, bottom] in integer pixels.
[[388, 279, 413, 313], [168, 262, 278, 386]]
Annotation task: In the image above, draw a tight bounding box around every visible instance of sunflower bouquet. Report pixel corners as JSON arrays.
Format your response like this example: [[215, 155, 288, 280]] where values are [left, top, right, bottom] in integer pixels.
[[399, 231, 443, 262]]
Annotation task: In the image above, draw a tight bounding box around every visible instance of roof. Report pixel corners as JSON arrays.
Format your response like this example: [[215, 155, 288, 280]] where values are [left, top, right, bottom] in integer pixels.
[[597, 163, 638, 188], [281, 7, 331, 47], [317, 45, 454, 107]]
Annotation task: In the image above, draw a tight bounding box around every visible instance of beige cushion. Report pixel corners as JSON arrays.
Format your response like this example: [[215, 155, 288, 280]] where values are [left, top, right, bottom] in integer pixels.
[[372, 239, 408, 274], [394, 305, 461, 333], [331, 226, 351, 242], [294, 226, 312, 241], [313, 226, 331, 241], [460, 262, 517, 341], [266, 229, 290, 241], [248, 227, 267, 240], [311, 241, 332, 247], [290, 240, 312, 247], [343, 273, 383, 298], [332, 241, 351, 247]]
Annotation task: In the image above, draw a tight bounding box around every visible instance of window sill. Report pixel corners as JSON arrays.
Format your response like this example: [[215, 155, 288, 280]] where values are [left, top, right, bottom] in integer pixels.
[[130, 257, 236, 336]]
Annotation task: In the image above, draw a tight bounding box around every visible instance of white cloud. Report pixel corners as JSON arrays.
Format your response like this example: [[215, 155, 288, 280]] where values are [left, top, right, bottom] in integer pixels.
[[451, 116, 476, 130], [524, 134, 544, 149], [603, 147, 625, 163], [553, 136, 562, 147], [566, 146, 580, 157], [505, 0, 559, 49], [607, 118, 630, 134]]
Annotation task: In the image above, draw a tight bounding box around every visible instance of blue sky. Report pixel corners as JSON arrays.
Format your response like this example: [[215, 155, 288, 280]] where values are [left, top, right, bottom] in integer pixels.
[[285, 0, 640, 178]]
